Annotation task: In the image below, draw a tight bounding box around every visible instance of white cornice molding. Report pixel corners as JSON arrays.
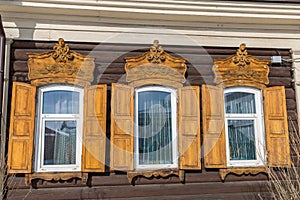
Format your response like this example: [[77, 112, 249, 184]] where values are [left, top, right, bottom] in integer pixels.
[[1, 0, 300, 25]]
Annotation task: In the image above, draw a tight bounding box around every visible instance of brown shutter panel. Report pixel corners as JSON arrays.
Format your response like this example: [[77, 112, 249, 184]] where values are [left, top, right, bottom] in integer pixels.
[[7, 82, 36, 173], [82, 85, 107, 172], [202, 85, 226, 168], [179, 86, 201, 170], [110, 83, 134, 171], [264, 86, 291, 167]]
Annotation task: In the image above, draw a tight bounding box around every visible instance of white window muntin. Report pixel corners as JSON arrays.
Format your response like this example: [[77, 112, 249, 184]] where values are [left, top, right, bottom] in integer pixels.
[[224, 87, 266, 167], [35, 85, 83, 172], [134, 86, 178, 170]]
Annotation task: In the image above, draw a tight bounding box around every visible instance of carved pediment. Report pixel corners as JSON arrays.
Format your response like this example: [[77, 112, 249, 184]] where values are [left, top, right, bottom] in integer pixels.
[[27, 38, 95, 86], [213, 43, 270, 88], [125, 40, 187, 84]]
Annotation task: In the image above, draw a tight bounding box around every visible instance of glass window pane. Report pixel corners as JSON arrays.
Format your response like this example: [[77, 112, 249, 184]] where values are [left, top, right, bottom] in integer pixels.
[[228, 120, 256, 161], [44, 121, 77, 165], [137, 91, 173, 165], [43, 91, 80, 114], [225, 92, 256, 114]]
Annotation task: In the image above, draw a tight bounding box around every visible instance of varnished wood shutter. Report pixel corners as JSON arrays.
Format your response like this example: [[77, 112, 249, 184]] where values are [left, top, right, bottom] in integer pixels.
[[7, 82, 36, 173], [110, 83, 134, 171], [264, 86, 291, 167], [179, 86, 201, 170], [202, 85, 226, 168], [82, 85, 107, 172]]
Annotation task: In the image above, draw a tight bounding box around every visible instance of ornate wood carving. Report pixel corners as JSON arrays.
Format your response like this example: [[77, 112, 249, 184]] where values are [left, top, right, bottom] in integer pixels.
[[213, 43, 269, 88], [219, 167, 269, 181], [125, 40, 187, 84], [127, 170, 184, 184], [27, 38, 95, 86], [25, 172, 88, 186]]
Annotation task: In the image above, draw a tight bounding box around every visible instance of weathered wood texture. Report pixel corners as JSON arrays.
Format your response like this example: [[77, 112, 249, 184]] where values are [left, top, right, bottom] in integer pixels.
[[7, 40, 296, 199]]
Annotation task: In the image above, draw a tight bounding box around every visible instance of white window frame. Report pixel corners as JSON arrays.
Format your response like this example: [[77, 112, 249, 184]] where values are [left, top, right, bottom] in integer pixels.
[[134, 86, 178, 170], [224, 87, 266, 167], [35, 85, 84, 172]]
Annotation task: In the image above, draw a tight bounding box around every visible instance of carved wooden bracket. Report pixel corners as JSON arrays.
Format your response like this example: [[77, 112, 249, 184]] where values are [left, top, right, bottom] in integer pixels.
[[219, 167, 269, 181], [125, 40, 187, 84], [25, 172, 88, 186], [213, 43, 270, 89], [27, 38, 95, 86], [127, 169, 184, 185]]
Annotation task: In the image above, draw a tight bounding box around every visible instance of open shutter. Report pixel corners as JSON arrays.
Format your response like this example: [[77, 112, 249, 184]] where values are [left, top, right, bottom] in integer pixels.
[[110, 83, 134, 171], [7, 82, 36, 173], [202, 85, 226, 168], [264, 86, 291, 167], [178, 86, 201, 170], [82, 85, 107, 172]]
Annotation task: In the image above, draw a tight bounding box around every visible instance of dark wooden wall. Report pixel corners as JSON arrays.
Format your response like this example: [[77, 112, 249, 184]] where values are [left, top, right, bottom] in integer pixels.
[[6, 40, 296, 200]]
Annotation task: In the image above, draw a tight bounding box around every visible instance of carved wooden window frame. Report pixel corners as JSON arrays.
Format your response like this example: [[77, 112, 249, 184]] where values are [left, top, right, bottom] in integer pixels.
[[203, 43, 291, 181], [7, 38, 107, 186], [110, 40, 201, 184]]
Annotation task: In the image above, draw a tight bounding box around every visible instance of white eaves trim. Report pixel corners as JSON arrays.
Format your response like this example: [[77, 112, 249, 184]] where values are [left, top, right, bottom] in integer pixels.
[[1, 0, 300, 24]]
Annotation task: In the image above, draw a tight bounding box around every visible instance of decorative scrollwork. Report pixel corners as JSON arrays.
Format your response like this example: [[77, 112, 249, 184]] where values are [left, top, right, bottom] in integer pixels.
[[51, 38, 74, 62], [232, 43, 251, 69], [213, 43, 269, 88], [27, 38, 95, 85], [127, 170, 184, 185], [219, 167, 269, 181], [125, 40, 187, 84], [147, 40, 166, 64]]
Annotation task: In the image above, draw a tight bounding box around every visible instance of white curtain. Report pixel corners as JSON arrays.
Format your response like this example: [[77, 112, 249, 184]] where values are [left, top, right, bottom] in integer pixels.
[[138, 91, 173, 165]]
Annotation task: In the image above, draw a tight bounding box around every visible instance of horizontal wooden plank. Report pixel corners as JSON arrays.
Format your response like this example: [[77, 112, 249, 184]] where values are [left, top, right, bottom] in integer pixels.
[[7, 180, 269, 200], [268, 77, 292, 87], [7, 170, 268, 190]]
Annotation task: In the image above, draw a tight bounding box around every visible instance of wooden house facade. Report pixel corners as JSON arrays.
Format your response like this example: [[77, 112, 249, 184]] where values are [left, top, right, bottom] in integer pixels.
[[0, 1, 300, 199]]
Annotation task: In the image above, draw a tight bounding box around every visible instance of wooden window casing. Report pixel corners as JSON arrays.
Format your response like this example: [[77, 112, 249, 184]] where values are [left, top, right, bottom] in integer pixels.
[[111, 41, 201, 183], [205, 43, 291, 180], [7, 39, 107, 185]]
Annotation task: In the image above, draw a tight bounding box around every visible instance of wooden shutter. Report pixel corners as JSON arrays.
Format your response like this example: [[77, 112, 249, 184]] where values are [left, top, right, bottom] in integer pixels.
[[110, 83, 134, 171], [178, 86, 201, 170], [264, 86, 291, 167], [82, 85, 107, 172], [7, 82, 36, 173], [202, 85, 226, 168]]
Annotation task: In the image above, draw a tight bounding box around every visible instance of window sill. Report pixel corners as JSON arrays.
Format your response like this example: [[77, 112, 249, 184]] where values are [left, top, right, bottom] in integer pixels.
[[25, 172, 88, 186], [219, 167, 269, 181], [127, 169, 184, 185]]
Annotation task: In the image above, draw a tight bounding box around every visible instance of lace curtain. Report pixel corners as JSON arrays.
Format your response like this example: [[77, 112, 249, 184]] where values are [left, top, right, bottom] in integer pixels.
[[137, 91, 173, 165]]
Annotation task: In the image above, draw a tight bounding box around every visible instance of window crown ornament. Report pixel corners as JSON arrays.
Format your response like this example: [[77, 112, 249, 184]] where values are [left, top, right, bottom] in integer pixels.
[[125, 40, 187, 84], [213, 43, 270, 88], [27, 38, 95, 86]]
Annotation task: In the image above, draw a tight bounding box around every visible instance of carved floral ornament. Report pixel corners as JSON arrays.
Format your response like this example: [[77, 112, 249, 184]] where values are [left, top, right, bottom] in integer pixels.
[[27, 38, 95, 86], [125, 40, 187, 85], [213, 43, 270, 88]]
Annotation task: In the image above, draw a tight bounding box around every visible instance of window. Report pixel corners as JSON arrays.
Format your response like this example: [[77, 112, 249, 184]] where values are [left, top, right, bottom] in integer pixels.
[[202, 85, 291, 179], [7, 82, 107, 178], [111, 83, 201, 173], [35, 85, 84, 172], [134, 86, 177, 170], [224, 87, 265, 167]]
